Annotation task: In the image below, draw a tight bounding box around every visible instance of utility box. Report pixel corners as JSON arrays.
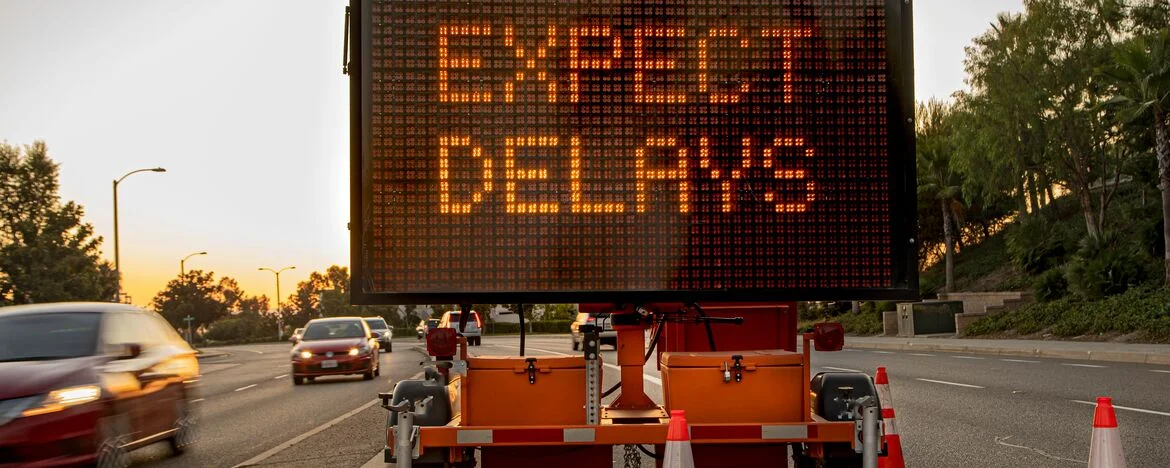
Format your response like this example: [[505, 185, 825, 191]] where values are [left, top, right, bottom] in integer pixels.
[[660, 350, 805, 424], [896, 301, 964, 336], [464, 356, 588, 426]]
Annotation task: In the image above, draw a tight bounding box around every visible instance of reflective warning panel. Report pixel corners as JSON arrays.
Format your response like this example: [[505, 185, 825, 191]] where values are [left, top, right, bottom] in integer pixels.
[[351, 0, 917, 304]]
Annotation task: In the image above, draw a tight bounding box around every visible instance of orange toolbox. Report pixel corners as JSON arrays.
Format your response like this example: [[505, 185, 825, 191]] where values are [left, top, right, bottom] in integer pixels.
[[463, 355, 589, 426], [660, 350, 806, 424]]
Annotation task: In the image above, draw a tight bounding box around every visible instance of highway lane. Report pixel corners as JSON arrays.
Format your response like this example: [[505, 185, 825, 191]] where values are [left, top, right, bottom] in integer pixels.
[[130, 335, 1170, 467], [126, 341, 427, 468], [485, 335, 1170, 467]]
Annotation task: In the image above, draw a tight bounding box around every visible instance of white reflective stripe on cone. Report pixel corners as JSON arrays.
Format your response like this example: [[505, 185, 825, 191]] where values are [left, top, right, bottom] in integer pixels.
[[1088, 427, 1126, 468], [664, 439, 695, 468]]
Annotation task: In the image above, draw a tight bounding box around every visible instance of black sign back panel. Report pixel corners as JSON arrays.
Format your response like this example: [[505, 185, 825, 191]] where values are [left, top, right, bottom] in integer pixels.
[[351, 0, 916, 304]]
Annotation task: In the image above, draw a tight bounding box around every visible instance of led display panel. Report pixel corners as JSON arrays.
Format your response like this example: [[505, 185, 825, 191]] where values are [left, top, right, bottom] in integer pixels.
[[351, 0, 917, 304]]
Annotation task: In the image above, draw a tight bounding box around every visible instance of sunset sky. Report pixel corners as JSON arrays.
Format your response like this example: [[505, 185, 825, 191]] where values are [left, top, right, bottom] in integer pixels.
[[0, 0, 1022, 307]]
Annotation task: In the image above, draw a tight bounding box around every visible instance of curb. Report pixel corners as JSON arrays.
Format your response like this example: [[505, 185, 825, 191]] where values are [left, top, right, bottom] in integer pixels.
[[845, 341, 1170, 365]]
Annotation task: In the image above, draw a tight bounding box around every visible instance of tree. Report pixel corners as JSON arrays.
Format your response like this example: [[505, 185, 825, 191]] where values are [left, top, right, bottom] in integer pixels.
[[917, 100, 965, 293], [0, 141, 117, 304], [1102, 28, 1170, 284], [152, 270, 230, 331]]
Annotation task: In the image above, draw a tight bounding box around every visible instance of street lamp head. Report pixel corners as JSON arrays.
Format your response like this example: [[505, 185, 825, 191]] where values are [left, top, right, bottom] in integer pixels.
[[151, 167, 167, 172], [197, 251, 207, 255]]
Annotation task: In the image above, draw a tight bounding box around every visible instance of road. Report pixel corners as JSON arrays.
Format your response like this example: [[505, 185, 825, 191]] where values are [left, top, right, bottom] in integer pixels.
[[128, 335, 1170, 467]]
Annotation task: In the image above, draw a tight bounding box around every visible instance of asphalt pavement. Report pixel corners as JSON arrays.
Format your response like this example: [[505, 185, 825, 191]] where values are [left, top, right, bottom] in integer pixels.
[[127, 335, 1170, 467]]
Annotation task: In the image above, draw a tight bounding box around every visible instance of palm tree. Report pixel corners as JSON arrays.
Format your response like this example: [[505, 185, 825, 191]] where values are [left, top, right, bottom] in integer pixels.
[[917, 100, 965, 294], [1102, 29, 1170, 285]]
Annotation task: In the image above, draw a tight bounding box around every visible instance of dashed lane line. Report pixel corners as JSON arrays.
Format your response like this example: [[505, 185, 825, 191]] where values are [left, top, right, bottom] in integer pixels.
[[870, 351, 894, 354], [822, 366, 861, 373], [1001, 359, 1040, 363], [1152, 370, 1170, 374], [234, 371, 426, 468], [191, 398, 205, 403], [234, 384, 258, 392], [1071, 400, 1170, 417], [953, 356, 984, 360], [274, 374, 288, 379], [1062, 363, 1107, 369], [908, 353, 934, 357], [915, 378, 984, 389]]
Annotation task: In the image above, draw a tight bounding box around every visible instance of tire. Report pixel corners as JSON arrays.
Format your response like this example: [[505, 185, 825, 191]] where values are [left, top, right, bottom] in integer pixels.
[[364, 364, 375, 380], [168, 398, 197, 454], [293, 376, 304, 385], [96, 414, 130, 468], [386, 341, 393, 353], [374, 360, 381, 377]]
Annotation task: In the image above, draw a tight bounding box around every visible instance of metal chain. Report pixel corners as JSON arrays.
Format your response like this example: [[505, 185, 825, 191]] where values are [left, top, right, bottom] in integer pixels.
[[622, 444, 642, 468]]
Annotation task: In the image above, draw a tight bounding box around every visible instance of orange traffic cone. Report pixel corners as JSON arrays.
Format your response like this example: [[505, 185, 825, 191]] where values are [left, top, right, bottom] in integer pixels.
[[664, 410, 694, 468], [1089, 397, 1126, 468], [875, 367, 906, 468]]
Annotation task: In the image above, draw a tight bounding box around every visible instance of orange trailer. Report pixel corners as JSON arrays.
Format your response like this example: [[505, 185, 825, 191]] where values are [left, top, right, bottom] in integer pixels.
[[379, 303, 885, 467]]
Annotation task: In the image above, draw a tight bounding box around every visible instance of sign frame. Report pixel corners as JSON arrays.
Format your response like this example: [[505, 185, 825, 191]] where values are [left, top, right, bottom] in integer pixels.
[[349, 0, 918, 305]]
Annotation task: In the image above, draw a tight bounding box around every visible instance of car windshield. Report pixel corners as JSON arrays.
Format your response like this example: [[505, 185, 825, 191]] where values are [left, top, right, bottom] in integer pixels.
[[363, 318, 388, 330], [0, 312, 100, 362], [301, 321, 365, 340]]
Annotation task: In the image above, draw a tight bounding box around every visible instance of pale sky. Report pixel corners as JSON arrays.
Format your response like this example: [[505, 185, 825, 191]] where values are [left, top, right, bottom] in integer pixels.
[[0, 0, 1023, 307]]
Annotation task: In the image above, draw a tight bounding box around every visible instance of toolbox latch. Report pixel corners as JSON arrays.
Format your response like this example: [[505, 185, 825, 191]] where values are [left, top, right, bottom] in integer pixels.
[[731, 355, 744, 383], [525, 357, 537, 384]]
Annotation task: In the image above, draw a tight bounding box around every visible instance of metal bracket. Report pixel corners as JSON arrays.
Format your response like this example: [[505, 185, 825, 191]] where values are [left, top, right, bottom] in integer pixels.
[[341, 6, 351, 75], [525, 357, 537, 384], [583, 328, 601, 424], [731, 355, 744, 383]]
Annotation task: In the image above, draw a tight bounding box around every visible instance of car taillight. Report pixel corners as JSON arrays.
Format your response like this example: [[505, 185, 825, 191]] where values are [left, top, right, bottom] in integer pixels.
[[586, 317, 596, 324]]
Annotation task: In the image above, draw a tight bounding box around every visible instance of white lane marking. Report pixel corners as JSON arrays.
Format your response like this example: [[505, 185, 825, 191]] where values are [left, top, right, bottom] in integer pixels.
[[822, 366, 862, 373], [870, 351, 894, 354], [1152, 370, 1170, 374], [842, 349, 862, 352], [915, 378, 984, 389], [908, 353, 934, 357], [234, 384, 258, 392], [1071, 400, 1170, 417], [191, 398, 205, 403], [1063, 363, 1107, 369], [235, 370, 426, 468], [994, 436, 1086, 464], [274, 374, 288, 379], [487, 344, 664, 387], [1002, 359, 1040, 363], [953, 356, 984, 360], [230, 348, 265, 354]]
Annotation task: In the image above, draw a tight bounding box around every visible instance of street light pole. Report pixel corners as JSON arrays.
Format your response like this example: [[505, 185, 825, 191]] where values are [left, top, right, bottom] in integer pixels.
[[113, 167, 166, 302], [181, 251, 208, 275], [259, 266, 296, 339]]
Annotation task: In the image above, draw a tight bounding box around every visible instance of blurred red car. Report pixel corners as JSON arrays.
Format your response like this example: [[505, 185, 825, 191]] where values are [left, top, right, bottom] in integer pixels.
[[290, 317, 380, 385], [0, 302, 200, 466]]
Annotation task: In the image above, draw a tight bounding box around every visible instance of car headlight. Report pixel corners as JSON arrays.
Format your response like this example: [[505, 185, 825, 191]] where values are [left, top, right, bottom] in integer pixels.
[[348, 348, 361, 356], [20, 385, 101, 418], [300, 350, 313, 359]]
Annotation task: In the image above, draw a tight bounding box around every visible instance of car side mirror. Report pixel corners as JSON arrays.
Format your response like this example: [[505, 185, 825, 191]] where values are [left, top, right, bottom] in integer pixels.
[[118, 343, 143, 360]]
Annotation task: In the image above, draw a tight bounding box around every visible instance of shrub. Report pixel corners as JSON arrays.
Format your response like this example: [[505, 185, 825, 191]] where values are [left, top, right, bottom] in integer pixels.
[[1033, 268, 1069, 302], [204, 318, 272, 342], [1006, 217, 1073, 274], [1066, 234, 1150, 300], [486, 322, 522, 334], [529, 320, 573, 334]]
